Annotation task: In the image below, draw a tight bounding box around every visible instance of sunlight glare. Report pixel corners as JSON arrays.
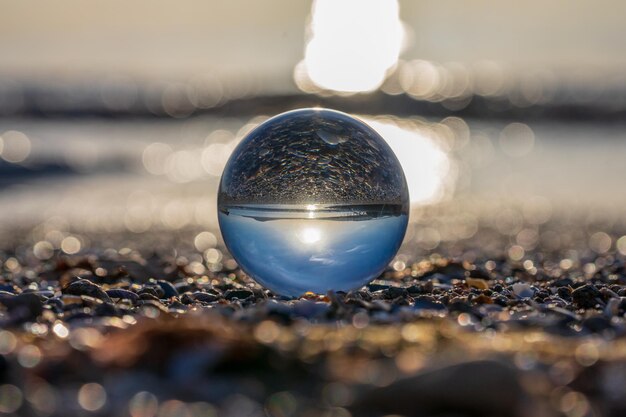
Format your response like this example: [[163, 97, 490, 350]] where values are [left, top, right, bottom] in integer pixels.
[[366, 118, 453, 205], [299, 0, 404, 93]]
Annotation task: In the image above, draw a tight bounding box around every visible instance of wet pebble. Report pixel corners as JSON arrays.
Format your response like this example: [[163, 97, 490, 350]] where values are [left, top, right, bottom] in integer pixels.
[[157, 280, 178, 298], [106, 289, 140, 303], [572, 284, 603, 309], [63, 279, 112, 303], [0, 292, 43, 321], [224, 289, 254, 301], [191, 292, 220, 303]]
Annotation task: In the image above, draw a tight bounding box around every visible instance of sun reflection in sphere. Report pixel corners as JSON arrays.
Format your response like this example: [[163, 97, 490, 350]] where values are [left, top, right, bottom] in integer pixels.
[[299, 227, 322, 245]]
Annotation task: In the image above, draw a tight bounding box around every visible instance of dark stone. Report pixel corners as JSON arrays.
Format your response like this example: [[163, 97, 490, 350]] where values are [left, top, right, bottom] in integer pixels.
[[292, 300, 330, 318], [406, 285, 422, 294], [582, 316, 613, 333], [557, 287, 572, 299], [94, 302, 120, 317], [106, 289, 139, 303], [45, 297, 64, 313], [423, 262, 466, 280], [139, 293, 161, 302], [168, 301, 188, 311], [368, 283, 390, 292], [468, 268, 492, 280], [224, 289, 254, 301], [572, 284, 603, 309], [351, 360, 524, 417], [138, 287, 159, 298], [553, 277, 574, 287], [0, 293, 43, 321], [385, 287, 408, 299], [413, 296, 446, 311], [448, 300, 475, 314], [63, 279, 111, 303], [33, 290, 55, 298], [174, 281, 192, 294], [144, 284, 165, 299], [346, 290, 372, 302], [137, 299, 168, 312], [191, 292, 219, 303], [0, 285, 18, 294], [157, 280, 178, 298], [180, 294, 194, 305]]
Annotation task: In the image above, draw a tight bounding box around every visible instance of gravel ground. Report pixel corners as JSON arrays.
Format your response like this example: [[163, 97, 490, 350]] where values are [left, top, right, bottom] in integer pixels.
[[0, 203, 626, 417]]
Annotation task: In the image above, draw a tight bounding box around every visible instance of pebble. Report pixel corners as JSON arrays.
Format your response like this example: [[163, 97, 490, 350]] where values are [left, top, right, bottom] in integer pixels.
[[106, 289, 140, 303], [224, 289, 254, 301], [466, 277, 489, 290], [191, 292, 220, 303], [385, 286, 408, 299], [512, 283, 534, 298], [0, 292, 43, 321], [412, 297, 446, 311], [351, 360, 522, 416], [64, 279, 112, 303], [157, 280, 178, 298], [572, 284, 603, 309]]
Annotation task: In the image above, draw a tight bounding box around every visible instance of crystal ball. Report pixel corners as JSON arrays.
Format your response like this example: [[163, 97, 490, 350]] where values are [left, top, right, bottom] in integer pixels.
[[218, 108, 409, 297]]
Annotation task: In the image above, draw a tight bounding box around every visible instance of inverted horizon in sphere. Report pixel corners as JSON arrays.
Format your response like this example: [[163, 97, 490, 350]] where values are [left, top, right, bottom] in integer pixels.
[[218, 108, 409, 297]]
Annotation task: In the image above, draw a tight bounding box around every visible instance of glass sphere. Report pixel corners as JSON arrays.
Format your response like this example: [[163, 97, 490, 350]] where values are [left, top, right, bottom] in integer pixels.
[[218, 108, 409, 297]]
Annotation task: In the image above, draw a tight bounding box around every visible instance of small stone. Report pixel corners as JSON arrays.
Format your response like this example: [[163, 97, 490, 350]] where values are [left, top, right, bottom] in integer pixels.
[[572, 284, 603, 309], [157, 280, 178, 298], [145, 284, 165, 299], [385, 287, 408, 299], [0, 284, 18, 294], [174, 281, 192, 294], [60, 295, 84, 305], [168, 301, 188, 312], [493, 296, 509, 306], [94, 302, 120, 317], [138, 287, 159, 298], [412, 296, 446, 311], [556, 287, 572, 299], [351, 360, 523, 416], [368, 283, 390, 292], [512, 283, 534, 298], [139, 293, 161, 302], [468, 268, 491, 280], [473, 294, 493, 304], [426, 273, 453, 284], [292, 300, 330, 318], [191, 292, 219, 303], [106, 289, 140, 303], [0, 293, 43, 321], [224, 289, 254, 301], [63, 279, 112, 303], [553, 277, 574, 287], [466, 278, 489, 290], [582, 316, 612, 333]]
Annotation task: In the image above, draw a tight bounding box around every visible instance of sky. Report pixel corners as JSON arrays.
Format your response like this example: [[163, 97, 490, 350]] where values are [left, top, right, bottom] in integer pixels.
[[1, 0, 625, 92]]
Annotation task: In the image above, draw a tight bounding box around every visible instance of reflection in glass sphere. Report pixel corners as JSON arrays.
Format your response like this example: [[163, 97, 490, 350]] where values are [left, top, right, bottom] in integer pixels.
[[218, 108, 409, 297]]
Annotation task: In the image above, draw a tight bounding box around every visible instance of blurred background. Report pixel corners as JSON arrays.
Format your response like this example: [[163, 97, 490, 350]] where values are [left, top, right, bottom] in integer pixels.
[[1, 0, 626, 259]]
